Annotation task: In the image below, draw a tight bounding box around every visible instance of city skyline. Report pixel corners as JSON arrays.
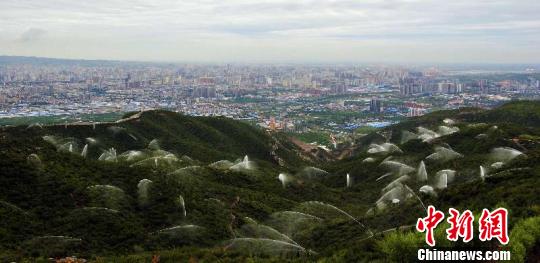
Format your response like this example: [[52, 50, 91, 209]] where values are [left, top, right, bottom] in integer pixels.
[[1, 0, 539, 64]]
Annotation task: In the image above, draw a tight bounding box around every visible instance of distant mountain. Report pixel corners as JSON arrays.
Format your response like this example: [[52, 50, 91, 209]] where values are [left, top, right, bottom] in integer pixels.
[[0, 102, 539, 262], [0, 55, 158, 67], [0, 55, 112, 66]]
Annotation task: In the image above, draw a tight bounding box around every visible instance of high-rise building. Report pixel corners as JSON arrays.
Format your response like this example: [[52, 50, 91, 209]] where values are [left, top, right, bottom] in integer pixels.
[[478, 79, 489, 93], [192, 86, 216, 98], [331, 83, 347, 94], [370, 98, 384, 113], [438, 81, 461, 94], [399, 77, 422, 95], [124, 74, 131, 89]]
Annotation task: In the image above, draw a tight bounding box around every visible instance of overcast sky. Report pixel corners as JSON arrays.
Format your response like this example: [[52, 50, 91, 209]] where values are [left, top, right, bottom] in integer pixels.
[[0, 0, 539, 64]]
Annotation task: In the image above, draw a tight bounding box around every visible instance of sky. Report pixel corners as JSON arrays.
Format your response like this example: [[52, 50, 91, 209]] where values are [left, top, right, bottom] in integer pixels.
[[0, 0, 539, 64]]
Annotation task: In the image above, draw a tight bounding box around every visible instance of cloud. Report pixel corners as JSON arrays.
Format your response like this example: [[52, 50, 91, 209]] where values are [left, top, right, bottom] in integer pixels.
[[18, 28, 47, 43], [0, 0, 539, 63]]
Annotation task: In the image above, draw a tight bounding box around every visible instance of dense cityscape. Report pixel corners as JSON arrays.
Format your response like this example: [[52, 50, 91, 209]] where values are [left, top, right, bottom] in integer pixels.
[[1, 57, 539, 144]]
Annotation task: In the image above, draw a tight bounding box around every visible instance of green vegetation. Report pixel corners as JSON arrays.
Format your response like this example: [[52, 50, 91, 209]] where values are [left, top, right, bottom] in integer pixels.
[[0, 112, 125, 126], [509, 216, 540, 263], [288, 131, 330, 146], [355, 126, 379, 135], [0, 101, 540, 262]]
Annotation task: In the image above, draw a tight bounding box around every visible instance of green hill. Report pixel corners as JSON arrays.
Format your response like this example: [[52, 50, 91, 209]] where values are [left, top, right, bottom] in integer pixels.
[[0, 102, 539, 262], [33, 110, 305, 165]]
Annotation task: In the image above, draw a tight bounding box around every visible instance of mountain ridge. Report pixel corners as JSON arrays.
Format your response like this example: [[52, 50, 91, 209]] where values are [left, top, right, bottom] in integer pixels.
[[0, 101, 539, 262]]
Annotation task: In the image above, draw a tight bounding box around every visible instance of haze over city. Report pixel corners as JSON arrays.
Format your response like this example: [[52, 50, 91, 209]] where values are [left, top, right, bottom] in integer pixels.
[[1, 0, 539, 63]]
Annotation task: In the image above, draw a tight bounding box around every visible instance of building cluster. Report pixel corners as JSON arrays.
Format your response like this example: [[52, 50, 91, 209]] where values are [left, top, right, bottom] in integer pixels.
[[0, 61, 538, 136]]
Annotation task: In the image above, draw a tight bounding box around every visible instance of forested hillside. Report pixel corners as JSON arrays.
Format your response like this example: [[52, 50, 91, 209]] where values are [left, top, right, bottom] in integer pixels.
[[1, 102, 539, 262]]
